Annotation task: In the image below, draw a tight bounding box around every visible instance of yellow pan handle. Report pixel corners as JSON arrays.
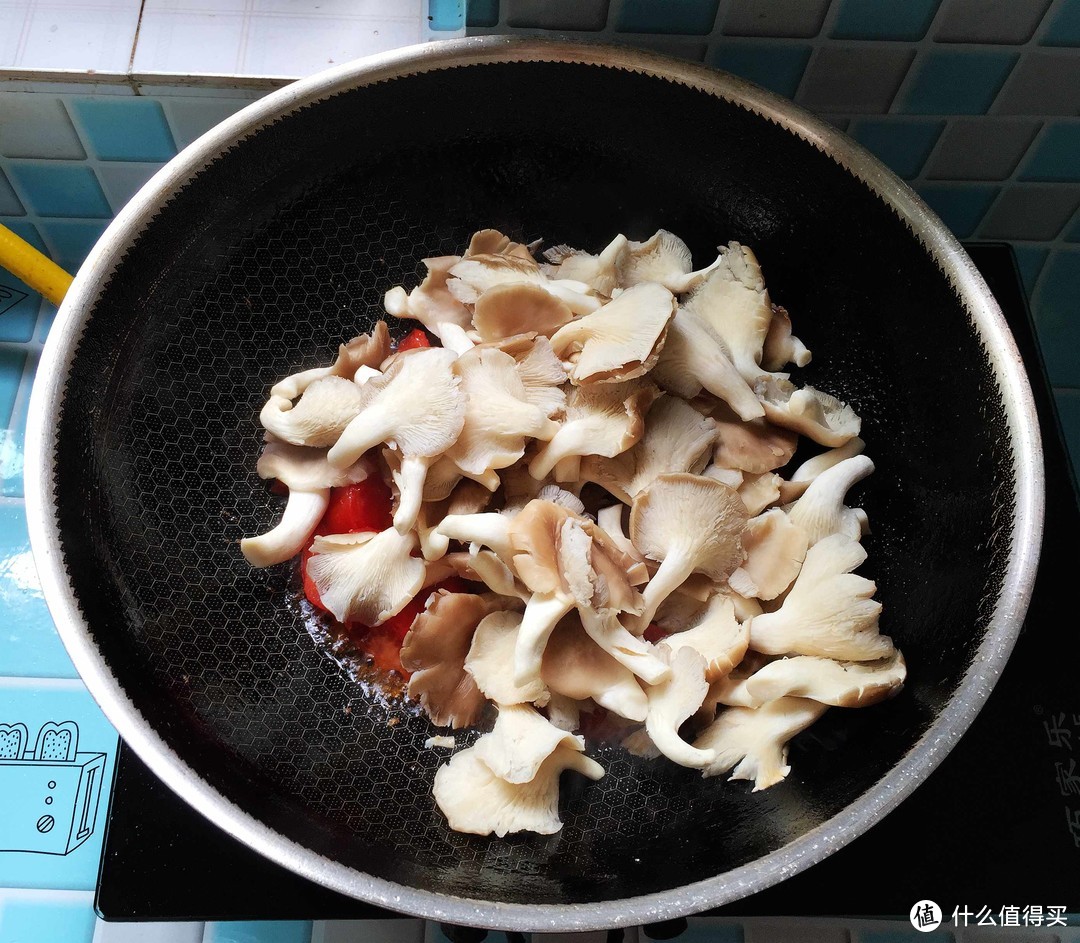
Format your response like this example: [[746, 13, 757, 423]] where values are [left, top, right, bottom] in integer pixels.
[[0, 222, 73, 307]]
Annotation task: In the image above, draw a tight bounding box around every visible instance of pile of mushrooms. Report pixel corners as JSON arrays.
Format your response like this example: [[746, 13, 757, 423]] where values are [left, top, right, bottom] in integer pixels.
[[241, 229, 905, 838]]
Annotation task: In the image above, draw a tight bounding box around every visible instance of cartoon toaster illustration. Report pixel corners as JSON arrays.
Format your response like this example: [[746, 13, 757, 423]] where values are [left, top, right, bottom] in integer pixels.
[[0, 721, 106, 855]]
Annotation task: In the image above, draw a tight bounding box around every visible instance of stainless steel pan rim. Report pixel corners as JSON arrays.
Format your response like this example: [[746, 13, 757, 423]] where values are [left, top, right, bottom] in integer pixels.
[[26, 36, 1044, 931]]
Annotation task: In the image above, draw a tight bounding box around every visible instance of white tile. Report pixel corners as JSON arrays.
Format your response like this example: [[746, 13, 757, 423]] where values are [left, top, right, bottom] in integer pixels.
[[92, 920, 206, 943], [95, 161, 164, 212], [8, 0, 142, 73], [313, 919, 425, 943], [252, 0, 423, 17], [131, 10, 247, 75], [240, 15, 424, 77], [0, 2, 34, 68]]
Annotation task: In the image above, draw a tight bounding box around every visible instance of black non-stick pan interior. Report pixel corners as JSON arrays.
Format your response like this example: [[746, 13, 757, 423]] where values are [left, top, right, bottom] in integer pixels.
[[53, 60, 1013, 906]]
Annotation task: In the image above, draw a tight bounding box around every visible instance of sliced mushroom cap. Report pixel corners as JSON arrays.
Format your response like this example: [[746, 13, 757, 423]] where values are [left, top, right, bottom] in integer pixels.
[[547, 234, 629, 296], [450, 253, 601, 315], [329, 347, 464, 466], [630, 473, 749, 627], [711, 400, 799, 475], [528, 379, 659, 480], [756, 377, 861, 448], [761, 304, 811, 372], [717, 650, 906, 708], [643, 646, 716, 769], [548, 282, 676, 385], [472, 283, 574, 341], [786, 454, 874, 546], [748, 533, 894, 661], [583, 395, 717, 503], [466, 229, 535, 260], [306, 527, 425, 626], [779, 436, 866, 503], [663, 593, 749, 682], [512, 336, 568, 418], [465, 611, 548, 706], [269, 322, 392, 401], [682, 242, 773, 385], [260, 375, 366, 448], [432, 737, 603, 836], [446, 346, 559, 479], [255, 439, 372, 491], [401, 590, 503, 729], [474, 704, 586, 784], [652, 308, 765, 422], [541, 617, 649, 722], [728, 509, 809, 601], [738, 471, 782, 516], [694, 697, 828, 790], [619, 230, 694, 292]]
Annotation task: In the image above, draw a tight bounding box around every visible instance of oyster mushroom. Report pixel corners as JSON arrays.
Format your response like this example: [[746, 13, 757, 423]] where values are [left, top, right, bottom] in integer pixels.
[[327, 347, 466, 533], [545, 234, 629, 296], [260, 375, 366, 448], [400, 590, 504, 728], [663, 593, 749, 682], [446, 346, 560, 481], [528, 379, 659, 480], [474, 704, 587, 783], [383, 256, 475, 354], [642, 646, 716, 769], [448, 253, 600, 315], [681, 242, 773, 385], [472, 283, 573, 342], [620, 230, 693, 291], [786, 454, 874, 546], [240, 440, 373, 568], [305, 527, 425, 626], [711, 400, 799, 475], [548, 282, 676, 385], [778, 436, 866, 503], [755, 377, 861, 448], [738, 471, 782, 516], [727, 509, 809, 601], [694, 697, 828, 790], [541, 617, 649, 722], [465, 611, 548, 707], [583, 395, 717, 503], [266, 323, 391, 403], [651, 308, 765, 422], [761, 304, 811, 371], [629, 473, 748, 628], [512, 336, 568, 418], [748, 534, 894, 661], [714, 650, 906, 709], [432, 721, 603, 836], [415, 477, 492, 561]]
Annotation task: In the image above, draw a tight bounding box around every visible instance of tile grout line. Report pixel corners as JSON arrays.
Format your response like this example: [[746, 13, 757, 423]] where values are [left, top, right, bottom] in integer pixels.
[[127, 0, 149, 75]]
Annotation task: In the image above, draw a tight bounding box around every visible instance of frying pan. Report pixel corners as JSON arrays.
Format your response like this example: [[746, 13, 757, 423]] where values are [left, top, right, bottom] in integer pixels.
[[26, 38, 1043, 931]]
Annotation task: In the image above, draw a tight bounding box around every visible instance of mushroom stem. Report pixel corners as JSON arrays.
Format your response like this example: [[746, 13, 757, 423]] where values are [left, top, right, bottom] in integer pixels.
[[513, 594, 576, 687], [579, 608, 671, 685], [328, 402, 398, 468], [634, 549, 695, 629], [393, 454, 430, 534], [240, 488, 329, 568], [437, 512, 514, 561], [434, 322, 476, 354]]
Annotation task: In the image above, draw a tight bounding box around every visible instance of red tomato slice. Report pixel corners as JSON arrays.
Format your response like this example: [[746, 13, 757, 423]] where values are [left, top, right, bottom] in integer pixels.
[[301, 477, 393, 611], [398, 328, 432, 351], [643, 622, 669, 644]]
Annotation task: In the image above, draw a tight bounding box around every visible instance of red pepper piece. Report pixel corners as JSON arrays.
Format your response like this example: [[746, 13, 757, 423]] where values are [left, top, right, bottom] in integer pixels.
[[398, 328, 432, 351]]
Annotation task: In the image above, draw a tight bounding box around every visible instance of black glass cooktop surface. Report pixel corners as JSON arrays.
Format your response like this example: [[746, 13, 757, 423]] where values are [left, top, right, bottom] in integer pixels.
[[96, 244, 1080, 922]]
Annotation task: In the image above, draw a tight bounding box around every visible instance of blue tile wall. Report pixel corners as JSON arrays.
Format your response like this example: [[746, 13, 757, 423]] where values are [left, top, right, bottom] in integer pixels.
[[831, 0, 940, 41], [1043, 0, 1080, 45], [68, 98, 177, 162], [5, 163, 110, 218], [900, 49, 1019, 115], [1021, 123, 1080, 181], [0, 891, 97, 943], [849, 118, 944, 178], [707, 42, 812, 97]]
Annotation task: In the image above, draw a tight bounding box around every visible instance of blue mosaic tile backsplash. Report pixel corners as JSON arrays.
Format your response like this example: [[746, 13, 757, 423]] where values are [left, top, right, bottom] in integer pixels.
[[0, 1, 1077, 940]]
